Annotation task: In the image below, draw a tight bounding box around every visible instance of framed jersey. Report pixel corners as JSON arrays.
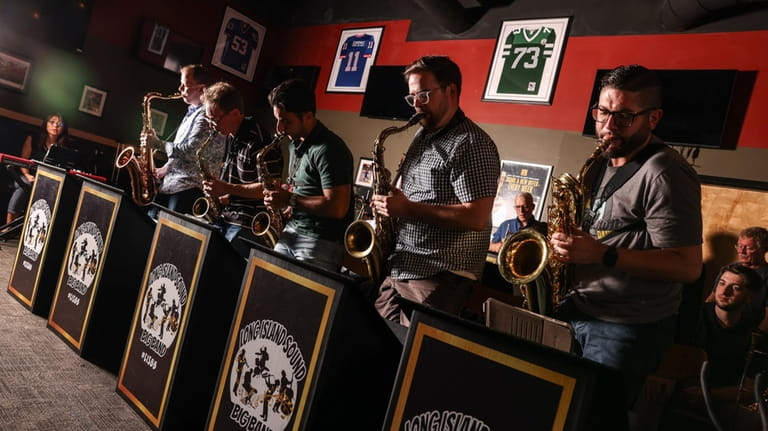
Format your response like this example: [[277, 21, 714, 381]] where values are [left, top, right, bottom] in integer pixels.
[[326, 26, 384, 93], [212, 6, 266, 82], [483, 17, 572, 105]]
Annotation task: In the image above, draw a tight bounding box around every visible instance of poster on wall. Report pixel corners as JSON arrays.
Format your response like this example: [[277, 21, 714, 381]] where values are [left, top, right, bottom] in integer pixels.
[[326, 26, 384, 93], [492, 160, 553, 235], [483, 17, 572, 105], [211, 6, 266, 82]]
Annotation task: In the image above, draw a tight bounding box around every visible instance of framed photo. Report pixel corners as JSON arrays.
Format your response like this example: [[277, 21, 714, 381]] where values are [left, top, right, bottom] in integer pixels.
[[0, 51, 32, 92], [326, 26, 384, 93], [211, 6, 265, 82], [355, 157, 374, 188], [147, 23, 170, 55], [483, 17, 572, 105], [150, 109, 168, 136], [78, 85, 107, 117], [492, 160, 553, 232]]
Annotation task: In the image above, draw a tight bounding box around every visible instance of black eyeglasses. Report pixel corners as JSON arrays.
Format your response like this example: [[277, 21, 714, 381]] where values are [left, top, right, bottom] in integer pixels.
[[591, 105, 656, 128], [47, 120, 64, 128], [404, 87, 442, 107], [204, 110, 228, 127]]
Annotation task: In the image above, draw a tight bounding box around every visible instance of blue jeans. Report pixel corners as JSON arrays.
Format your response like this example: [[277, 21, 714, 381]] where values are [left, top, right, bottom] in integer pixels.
[[213, 221, 265, 259], [148, 189, 204, 219], [273, 225, 344, 273], [566, 307, 676, 408]]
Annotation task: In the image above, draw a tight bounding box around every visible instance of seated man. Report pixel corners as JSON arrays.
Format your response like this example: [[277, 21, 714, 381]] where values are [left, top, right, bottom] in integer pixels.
[[489, 192, 547, 252]]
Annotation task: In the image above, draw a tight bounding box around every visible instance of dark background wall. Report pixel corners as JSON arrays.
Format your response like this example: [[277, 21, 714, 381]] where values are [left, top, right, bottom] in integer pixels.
[[1, 0, 767, 182]]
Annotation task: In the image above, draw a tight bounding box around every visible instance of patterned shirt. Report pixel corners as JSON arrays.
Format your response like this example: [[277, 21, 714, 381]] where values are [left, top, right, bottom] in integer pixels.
[[220, 117, 283, 227], [158, 104, 225, 194], [389, 109, 500, 280]]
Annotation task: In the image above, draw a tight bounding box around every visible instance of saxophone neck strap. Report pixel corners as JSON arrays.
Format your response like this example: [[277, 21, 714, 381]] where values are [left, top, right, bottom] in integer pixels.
[[589, 142, 665, 209]]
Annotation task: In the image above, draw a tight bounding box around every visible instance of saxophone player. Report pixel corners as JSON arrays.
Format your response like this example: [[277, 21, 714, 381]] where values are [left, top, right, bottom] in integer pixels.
[[262, 79, 354, 273], [141, 64, 225, 218], [200, 82, 283, 258], [369, 56, 500, 326], [549, 65, 702, 418]]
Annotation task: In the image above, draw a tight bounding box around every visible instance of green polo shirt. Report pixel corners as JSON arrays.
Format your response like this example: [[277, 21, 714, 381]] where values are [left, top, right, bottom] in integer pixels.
[[286, 121, 354, 242]]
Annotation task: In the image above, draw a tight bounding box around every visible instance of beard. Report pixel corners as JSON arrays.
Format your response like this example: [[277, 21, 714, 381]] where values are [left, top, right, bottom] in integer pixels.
[[602, 128, 652, 159], [715, 300, 743, 312]]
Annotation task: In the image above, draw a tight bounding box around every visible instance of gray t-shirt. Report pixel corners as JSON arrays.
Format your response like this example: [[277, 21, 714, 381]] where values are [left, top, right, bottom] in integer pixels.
[[570, 140, 702, 324]]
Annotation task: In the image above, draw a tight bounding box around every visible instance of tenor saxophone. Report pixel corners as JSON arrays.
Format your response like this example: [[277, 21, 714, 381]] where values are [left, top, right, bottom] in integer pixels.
[[251, 133, 287, 248], [115, 91, 182, 206], [191, 131, 221, 222], [343, 112, 424, 282], [497, 138, 608, 316]]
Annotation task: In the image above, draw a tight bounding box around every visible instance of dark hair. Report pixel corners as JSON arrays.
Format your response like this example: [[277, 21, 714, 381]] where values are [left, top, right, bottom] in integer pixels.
[[599, 64, 662, 109], [739, 226, 768, 251], [267, 79, 316, 115], [403, 56, 462, 96], [717, 263, 763, 294], [38, 113, 69, 148], [203, 81, 244, 113], [181, 64, 210, 86]]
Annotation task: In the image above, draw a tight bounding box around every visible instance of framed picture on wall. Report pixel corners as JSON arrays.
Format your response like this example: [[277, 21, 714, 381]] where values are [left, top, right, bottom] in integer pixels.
[[78, 85, 107, 117], [491, 160, 553, 234], [147, 23, 170, 55], [355, 157, 374, 188], [483, 17, 572, 105], [211, 6, 266, 82], [0, 51, 32, 92], [326, 26, 384, 93], [150, 109, 168, 137]]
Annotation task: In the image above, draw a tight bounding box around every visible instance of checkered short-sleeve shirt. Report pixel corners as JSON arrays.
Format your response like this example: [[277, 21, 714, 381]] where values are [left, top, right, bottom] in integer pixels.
[[389, 109, 500, 280]]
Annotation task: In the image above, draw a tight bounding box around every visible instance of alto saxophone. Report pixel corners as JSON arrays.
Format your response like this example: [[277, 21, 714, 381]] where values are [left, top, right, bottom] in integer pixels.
[[497, 138, 608, 316], [343, 112, 425, 282], [251, 133, 287, 248], [191, 131, 221, 222], [115, 91, 182, 206]]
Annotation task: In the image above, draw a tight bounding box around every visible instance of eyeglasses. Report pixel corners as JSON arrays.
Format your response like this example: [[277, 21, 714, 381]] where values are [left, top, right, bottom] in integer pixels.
[[48, 120, 64, 128], [734, 244, 757, 253], [514, 205, 531, 210], [591, 105, 656, 128], [404, 87, 442, 107], [204, 110, 229, 127]]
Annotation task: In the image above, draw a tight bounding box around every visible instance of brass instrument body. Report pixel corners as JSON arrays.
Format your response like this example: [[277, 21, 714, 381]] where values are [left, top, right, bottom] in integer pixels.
[[251, 133, 287, 247], [344, 112, 425, 282], [116, 91, 182, 206], [192, 131, 222, 222], [496, 139, 607, 315]]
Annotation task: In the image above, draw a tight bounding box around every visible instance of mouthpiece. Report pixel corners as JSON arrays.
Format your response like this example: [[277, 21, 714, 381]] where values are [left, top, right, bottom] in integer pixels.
[[408, 112, 425, 125]]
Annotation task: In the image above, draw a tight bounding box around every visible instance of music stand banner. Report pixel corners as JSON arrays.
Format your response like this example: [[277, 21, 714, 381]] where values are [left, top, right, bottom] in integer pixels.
[[383, 309, 627, 431], [8, 163, 78, 315], [48, 182, 120, 349], [117, 212, 209, 428], [207, 251, 336, 431]]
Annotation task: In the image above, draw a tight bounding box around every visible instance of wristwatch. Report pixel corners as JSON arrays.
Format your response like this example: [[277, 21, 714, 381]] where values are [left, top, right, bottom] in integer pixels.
[[602, 245, 618, 267]]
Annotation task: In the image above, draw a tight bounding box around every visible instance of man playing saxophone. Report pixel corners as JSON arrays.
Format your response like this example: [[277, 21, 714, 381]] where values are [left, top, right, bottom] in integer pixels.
[[200, 82, 283, 258], [141, 64, 224, 218], [369, 56, 500, 326], [262, 79, 354, 273], [549, 65, 702, 420]]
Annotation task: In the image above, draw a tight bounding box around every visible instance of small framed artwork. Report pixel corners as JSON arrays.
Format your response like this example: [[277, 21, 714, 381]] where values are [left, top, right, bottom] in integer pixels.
[[0, 51, 32, 92], [150, 109, 168, 136], [211, 6, 266, 82], [78, 85, 107, 117], [147, 23, 170, 55], [483, 17, 572, 105], [326, 26, 384, 93], [355, 157, 374, 188]]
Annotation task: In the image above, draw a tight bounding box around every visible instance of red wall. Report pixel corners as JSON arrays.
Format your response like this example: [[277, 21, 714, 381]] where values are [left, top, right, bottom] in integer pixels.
[[273, 20, 768, 149]]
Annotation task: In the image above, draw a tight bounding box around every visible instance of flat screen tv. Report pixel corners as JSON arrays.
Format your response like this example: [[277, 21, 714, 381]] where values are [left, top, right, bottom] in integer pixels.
[[581, 69, 740, 149], [360, 65, 414, 121]]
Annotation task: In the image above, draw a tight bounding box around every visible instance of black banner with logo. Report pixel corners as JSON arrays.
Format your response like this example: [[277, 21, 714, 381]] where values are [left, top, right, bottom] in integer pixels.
[[8, 163, 79, 316]]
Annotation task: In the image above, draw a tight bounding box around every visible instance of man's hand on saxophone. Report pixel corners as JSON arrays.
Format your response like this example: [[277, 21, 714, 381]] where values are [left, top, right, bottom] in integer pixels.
[[370, 187, 408, 218], [550, 229, 608, 265]]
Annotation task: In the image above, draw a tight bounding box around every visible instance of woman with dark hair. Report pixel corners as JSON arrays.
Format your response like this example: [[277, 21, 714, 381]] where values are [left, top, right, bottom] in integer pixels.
[[6, 113, 69, 224]]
